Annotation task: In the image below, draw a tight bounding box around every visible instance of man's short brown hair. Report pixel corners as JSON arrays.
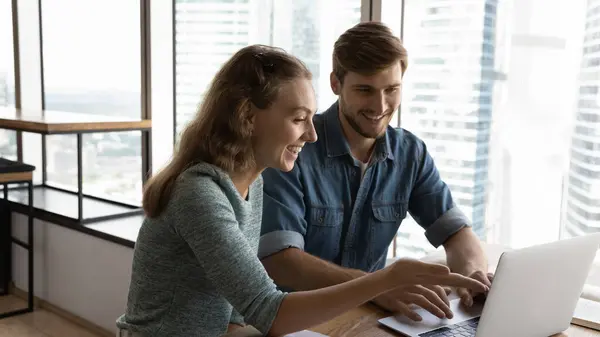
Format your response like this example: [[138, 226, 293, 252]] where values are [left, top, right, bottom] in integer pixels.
[[333, 21, 408, 83]]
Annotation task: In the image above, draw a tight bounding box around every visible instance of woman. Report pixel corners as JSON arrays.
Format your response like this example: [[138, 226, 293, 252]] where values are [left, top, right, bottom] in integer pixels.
[[116, 44, 487, 337]]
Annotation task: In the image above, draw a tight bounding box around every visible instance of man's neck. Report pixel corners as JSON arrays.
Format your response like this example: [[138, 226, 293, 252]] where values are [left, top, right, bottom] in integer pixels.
[[338, 110, 376, 163]]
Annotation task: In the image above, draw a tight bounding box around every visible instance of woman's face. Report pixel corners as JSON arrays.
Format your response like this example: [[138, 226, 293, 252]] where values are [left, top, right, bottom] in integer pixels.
[[251, 78, 318, 172]]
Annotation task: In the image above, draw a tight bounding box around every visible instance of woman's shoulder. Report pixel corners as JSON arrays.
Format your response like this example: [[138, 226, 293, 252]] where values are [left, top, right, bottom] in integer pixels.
[[173, 162, 231, 201]]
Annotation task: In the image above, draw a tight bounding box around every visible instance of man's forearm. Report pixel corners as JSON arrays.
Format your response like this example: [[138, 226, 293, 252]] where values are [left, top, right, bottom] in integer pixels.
[[261, 248, 366, 291], [444, 227, 487, 275]]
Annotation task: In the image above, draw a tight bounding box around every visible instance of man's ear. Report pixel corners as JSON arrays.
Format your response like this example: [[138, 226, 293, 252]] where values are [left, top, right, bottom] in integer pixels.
[[330, 72, 342, 95]]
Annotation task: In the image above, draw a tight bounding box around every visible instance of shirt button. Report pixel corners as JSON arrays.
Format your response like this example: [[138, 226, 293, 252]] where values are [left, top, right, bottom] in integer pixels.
[[394, 212, 400, 217], [318, 217, 324, 223]]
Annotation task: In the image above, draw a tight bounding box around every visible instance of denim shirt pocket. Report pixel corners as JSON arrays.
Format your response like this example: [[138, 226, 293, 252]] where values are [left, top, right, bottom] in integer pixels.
[[305, 206, 344, 261], [372, 203, 407, 223], [368, 202, 408, 268]]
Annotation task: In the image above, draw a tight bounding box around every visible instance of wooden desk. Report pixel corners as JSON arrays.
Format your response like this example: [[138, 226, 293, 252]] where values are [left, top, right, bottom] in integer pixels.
[[310, 302, 599, 337], [0, 106, 151, 134], [310, 244, 600, 337], [0, 106, 151, 222]]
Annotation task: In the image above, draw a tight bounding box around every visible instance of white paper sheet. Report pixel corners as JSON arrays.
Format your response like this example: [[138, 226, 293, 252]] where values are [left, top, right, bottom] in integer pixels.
[[284, 330, 329, 337]]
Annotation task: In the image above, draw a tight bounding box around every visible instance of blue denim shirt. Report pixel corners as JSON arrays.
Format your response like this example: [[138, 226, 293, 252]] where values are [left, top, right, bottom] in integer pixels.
[[259, 101, 470, 272]]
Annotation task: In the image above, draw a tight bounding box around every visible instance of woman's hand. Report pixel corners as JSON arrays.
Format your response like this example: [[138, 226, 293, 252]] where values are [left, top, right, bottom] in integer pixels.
[[386, 258, 489, 293], [227, 323, 245, 332]]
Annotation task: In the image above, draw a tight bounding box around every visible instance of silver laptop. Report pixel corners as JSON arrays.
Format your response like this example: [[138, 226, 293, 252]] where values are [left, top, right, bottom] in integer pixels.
[[378, 233, 600, 337]]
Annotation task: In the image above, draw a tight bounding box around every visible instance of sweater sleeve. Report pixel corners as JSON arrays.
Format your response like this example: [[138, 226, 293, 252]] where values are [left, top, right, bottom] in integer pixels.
[[230, 308, 245, 326], [172, 178, 285, 335]]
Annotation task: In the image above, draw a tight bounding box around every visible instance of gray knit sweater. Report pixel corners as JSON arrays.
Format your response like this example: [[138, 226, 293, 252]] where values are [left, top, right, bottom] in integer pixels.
[[116, 162, 286, 336]]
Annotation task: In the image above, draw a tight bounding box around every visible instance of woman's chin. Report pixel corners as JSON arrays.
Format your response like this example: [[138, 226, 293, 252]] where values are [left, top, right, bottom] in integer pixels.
[[277, 160, 296, 172]]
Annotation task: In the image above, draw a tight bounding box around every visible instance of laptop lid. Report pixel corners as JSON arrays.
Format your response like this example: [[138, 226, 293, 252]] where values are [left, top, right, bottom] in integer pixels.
[[475, 233, 600, 337]]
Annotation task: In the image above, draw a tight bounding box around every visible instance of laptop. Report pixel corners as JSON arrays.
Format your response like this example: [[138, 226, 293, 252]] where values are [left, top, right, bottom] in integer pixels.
[[378, 233, 600, 337]]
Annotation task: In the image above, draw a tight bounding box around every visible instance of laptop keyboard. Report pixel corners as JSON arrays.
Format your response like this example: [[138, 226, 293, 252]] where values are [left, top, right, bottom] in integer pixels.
[[418, 317, 480, 337]]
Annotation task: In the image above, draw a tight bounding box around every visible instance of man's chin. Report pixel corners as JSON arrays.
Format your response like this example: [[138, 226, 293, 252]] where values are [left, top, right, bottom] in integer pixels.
[[358, 127, 386, 139]]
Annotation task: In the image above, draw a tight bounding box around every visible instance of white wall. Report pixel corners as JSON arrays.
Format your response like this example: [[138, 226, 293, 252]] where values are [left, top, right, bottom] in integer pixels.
[[10, 212, 133, 334]]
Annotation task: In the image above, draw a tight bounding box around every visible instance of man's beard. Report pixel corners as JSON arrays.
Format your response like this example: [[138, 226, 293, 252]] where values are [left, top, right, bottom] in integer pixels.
[[339, 98, 386, 139]]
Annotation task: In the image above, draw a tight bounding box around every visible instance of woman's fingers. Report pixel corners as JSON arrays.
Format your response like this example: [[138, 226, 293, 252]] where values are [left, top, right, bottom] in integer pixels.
[[404, 293, 446, 319], [423, 261, 451, 275], [416, 285, 453, 319], [395, 301, 423, 322], [425, 273, 489, 293], [426, 284, 451, 308]]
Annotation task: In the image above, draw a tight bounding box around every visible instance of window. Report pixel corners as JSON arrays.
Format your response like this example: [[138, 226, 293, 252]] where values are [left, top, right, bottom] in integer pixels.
[[0, 1, 17, 160], [385, 0, 600, 287], [41, 0, 142, 204], [174, 0, 362, 137]]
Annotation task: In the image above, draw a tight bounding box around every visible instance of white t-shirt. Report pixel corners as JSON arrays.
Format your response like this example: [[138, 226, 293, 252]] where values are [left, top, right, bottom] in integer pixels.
[[358, 160, 368, 180]]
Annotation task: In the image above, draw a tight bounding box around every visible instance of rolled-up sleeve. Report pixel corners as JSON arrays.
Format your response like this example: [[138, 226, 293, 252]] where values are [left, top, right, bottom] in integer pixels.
[[259, 165, 308, 259], [408, 141, 471, 248]]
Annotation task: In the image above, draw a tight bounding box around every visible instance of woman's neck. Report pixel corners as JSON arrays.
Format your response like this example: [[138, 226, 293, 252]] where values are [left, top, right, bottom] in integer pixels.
[[229, 168, 262, 200]]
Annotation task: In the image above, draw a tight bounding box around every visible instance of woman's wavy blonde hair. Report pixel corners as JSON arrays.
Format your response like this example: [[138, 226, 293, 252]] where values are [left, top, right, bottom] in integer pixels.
[[143, 44, 311, 218]]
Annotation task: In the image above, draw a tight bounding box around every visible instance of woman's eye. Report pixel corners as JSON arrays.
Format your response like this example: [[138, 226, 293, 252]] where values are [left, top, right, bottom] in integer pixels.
[[294, 118, 306, 123]]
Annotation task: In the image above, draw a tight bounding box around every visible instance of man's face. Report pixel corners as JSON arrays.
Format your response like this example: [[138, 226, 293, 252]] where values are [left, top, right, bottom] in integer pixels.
[[331, 62, 403, 139]]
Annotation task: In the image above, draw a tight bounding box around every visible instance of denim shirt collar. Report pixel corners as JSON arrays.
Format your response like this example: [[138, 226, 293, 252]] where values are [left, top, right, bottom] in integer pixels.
[[323, 101, 395, 162]]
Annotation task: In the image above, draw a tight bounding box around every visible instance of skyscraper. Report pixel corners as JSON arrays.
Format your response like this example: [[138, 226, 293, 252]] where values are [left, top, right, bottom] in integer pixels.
[[394, 0, 498, 257], [175, 0, 257, 134], [562, 0, 600, 239], [174, 0, 361, 137], [0, 73, 8, 106]]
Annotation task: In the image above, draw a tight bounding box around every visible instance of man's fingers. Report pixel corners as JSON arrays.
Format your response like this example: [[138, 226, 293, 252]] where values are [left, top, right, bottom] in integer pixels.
[[456, 287, 473, 307], [470, 270, 492, 287], [405, 294, 446, 319]]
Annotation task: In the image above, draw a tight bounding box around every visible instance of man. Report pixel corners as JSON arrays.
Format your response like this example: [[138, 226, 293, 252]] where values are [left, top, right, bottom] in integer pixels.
[[258, 21, 492, 322]]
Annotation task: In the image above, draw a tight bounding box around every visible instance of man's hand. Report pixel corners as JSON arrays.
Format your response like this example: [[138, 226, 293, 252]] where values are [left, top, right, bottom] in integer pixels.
[[372, 285, 454, 321], [457, 270, 494, 307]]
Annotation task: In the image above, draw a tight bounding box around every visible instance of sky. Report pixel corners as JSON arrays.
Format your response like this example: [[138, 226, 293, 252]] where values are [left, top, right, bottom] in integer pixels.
[[0, 0, 15, 86], [0, 0, 142, 92]]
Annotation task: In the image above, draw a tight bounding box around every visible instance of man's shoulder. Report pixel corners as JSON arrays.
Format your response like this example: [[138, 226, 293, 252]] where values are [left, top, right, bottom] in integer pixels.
[[386, 126, 426, 158]]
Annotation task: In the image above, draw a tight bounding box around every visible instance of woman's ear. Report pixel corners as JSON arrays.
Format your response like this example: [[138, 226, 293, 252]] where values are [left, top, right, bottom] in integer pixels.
[[247, 103, 256, 127], [241, 100, 256, 136]]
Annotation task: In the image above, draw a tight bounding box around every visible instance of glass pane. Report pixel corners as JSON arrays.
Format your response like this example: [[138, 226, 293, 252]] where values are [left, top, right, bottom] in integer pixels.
[[0, 1, 17, 160], [386, 0, 600, 286], [563, 0, 600, 286], [41, 0, 142, 205], [385, 1, 502, 259], [175, 0, 362, 137]]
